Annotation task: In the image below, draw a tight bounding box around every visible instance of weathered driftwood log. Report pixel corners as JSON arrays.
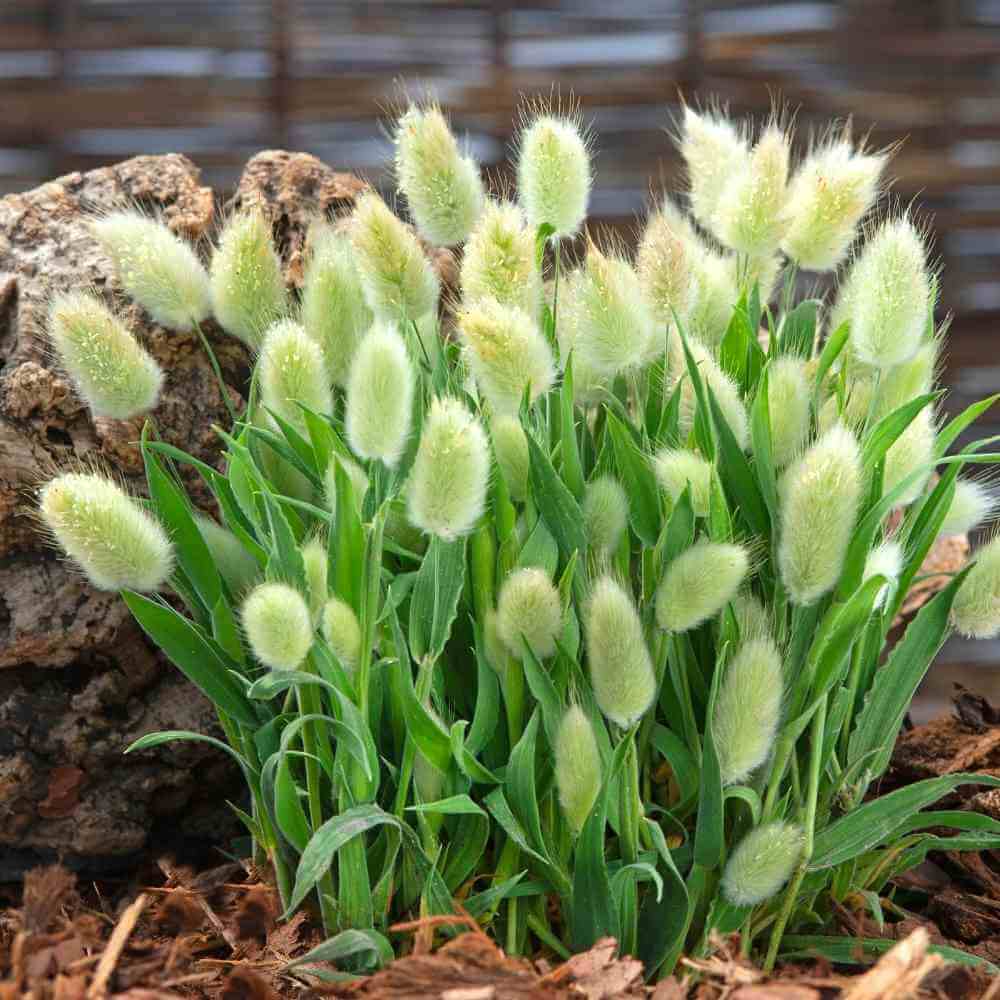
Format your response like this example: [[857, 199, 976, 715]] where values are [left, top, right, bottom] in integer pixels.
[[0, 151, 363, 872]]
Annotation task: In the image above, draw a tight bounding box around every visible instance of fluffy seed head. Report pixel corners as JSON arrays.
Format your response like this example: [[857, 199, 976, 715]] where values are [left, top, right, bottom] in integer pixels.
[[47, 291, 163, 419], [653, 447, 713, 518], [461, 199, 542, 315], [952, 535, 1000, 638], [767, 357, 812, 467], [554, 272, 610, 404], [491, 415, 530, 501], [407, 396, 490, 540], [583, 476, 629, 555], [722, 821, 804, 906], [714, 636, 783, 785], [496, 567, 562, 661], [91, 210, 211, 329], [586, 576, 657, 727], [778, 424, 863, 605], [195, 515, 259, 596], [574, 243, 654, 377], [940, 479, 997, 537], [300, 224, 372, 387], [864, 540, 903, 609], [349, 190, 439, 322], [636, 198, 699, 327], [458, 297, 556, 415], [321, 595, 363, 671], [259, 319, 332, 431], [516, 112, 591, 239], [394, 103, 484, 246], [678, 105, 748, 232], [482, 608, 509, 673], [847, 217, 932, 370], [301, 535, 328, 620], [732, 591, 772, 641], [687, 250, 740, 349], [554, 705, 603, 834], [781, 137, 887, 271], [209, 210, 287, 347], [656, 541, 750, 633], [345, 323, 414, 467], [746, 252, 784, 305], [38, 472, 174, 592], [242, 582, 313, 671], [878, 340, 939, 418], [714, 124, 791, 256], [883, 407, 936, 507]]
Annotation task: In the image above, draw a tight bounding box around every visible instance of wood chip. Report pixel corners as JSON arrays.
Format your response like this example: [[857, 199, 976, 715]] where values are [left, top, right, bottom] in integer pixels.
[[86, 892, 150, 999], [840, 928, 944, 1000]]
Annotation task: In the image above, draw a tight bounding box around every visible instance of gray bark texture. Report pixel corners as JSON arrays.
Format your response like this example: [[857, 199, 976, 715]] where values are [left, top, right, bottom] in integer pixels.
[[0, 151, 365, 873]]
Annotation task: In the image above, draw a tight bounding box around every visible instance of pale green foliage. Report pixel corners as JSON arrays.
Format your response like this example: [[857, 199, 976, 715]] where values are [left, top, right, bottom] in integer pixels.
[[407, 396, 490, 541], [878, 340, 938, 417], [767, 357, 811, 468], [242, 582, 313, 670], [517, 112, 591, 238], [952, 535, 1000, 638], [940, 479, 996, 537], [395, 103, 484, 247], [322, 595, 362, 671], [491, 416, 530, 501], [457, 297, 555, 415], [574, 244, 654, 377], [656, 541, 749, 633], [778, 425, 863, 605], [210, 210, 287, 347], [678, 105, 747, 233], [349, 190, 439, 322], [39, 472, 173, 592], [714, 636, 783, 785], [781, 136, 886, 271], [554, 704, 602, 834], [586, 576, 656, 728], [845, 217, 932, 370], [259, 319, 333, 432], [346, 323, 414, 467], [582, 476, 629, 556], [722, 822, 804, 906], [714, 124, 791, 256], [496, 567, 562, 661], [92, 210, 211, 330], [195, 515, 260, 596], [300, 224, 372, 387], [461, 199, 542, 315], [48, 290, 163, 419], [652, 447, 713, 518]]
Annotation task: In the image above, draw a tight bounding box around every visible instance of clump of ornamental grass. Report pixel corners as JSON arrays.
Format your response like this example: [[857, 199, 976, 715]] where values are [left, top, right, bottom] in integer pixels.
[[38, 96, 1000, 981]]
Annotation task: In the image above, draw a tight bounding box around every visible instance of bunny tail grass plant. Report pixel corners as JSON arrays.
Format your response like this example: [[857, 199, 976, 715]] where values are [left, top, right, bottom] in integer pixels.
[[38, 95, 1000, 981]]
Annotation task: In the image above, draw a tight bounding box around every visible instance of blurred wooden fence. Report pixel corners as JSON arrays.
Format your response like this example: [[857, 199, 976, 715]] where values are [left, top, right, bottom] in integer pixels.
[[1, 0, 999, 706]]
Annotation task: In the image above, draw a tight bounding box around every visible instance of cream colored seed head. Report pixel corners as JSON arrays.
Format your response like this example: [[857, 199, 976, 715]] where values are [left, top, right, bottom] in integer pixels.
[[461, 199, 542, 315], [883, 407, 936, 507], [407, 396, 490, 541], [940, 479, 997, 538], [582, 475, 629, 555], [778, 424, 863, 605], [713, 124, 791, 257], [516, 112, 591, 239], [655, 540, 750, 633], [496, 566, 562, 661], [457, 297, 556, 415], [241, 582, 313, 671], [259, 319, 333, 432], [39, 472, 174, 593], [210, 209, 287, 348], [394, 103, 484, 247], [300, 535, 329, 621], [348, 190, 439, 323], [652, 447, 713, 518], [91, 210, 211, 330], [781, 138, 887, 272], [47, 290, 163, 420], [345, 322, 414, 468], [636, 197, 699, 327], [554, 704, 603, 834], [767, 357, 812, 468], [952, 535, 1000, 639], [321, 595, 363, 672], [722, 821, 804, 906], [678, 105, 748, 233], [491, 415, 530, 502], [300, 223, 372, 387]]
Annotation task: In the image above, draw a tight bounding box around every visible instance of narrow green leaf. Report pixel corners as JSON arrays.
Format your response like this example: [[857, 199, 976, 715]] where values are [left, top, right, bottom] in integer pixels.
[[409, 536, 467, 664], [527, 433, 588, 560], [607, 410, 663, 546], [780, 299, 819, 358], [286, 928, 394, 971], [781, 935, 998, 975], [407, 794, 486, 817]]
